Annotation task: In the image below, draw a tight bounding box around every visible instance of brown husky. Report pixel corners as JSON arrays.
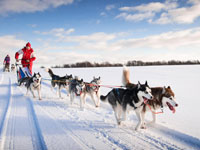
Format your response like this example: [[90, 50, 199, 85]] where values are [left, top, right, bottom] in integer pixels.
[[122, 66, 178, 129]]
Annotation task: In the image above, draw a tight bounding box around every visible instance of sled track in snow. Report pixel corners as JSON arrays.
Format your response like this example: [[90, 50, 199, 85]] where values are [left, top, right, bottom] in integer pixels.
[[0, 73, 4, 84], [45, 100, 182, 150], [34, 102, 94, 150], [83, 102, 184, 150], [26, 97, 47, 150], [16, 86, 47, 150], [40, 81, 132, 149], [0, 78, 12, 149]]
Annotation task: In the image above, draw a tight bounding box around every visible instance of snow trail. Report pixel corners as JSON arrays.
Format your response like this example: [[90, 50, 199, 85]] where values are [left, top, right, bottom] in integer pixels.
[[0, 65, 200, 150], [0, 73, 47, 150], [0, 76, 12, 149]]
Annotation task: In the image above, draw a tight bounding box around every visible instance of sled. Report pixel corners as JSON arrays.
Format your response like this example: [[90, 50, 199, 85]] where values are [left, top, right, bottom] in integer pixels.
[[15, 63, 32, 85]]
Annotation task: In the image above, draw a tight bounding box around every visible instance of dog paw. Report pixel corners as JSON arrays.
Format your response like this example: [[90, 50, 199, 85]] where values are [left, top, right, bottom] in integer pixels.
[[141, 126, 146, 129], [117, 121, 121, 125], [135, 128, 139, 131]]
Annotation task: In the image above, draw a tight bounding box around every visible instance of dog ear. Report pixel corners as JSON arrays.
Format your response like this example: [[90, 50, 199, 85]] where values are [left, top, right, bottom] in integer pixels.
[[38, 72, 41, 76], [145, 81, 148, 86], [99, 76, 101, 80], [137, 81, 141, 89], [167, 86, 171, 89], [162, 86, 166, 94]]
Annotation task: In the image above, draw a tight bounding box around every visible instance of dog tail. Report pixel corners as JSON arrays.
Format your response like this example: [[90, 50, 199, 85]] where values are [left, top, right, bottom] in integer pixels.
[[122, 66, 130, 86], [100, 94, 108, 102], [45, 68, 54, 77]]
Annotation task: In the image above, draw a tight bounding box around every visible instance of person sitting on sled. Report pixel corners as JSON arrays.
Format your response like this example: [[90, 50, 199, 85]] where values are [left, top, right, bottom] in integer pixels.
[[15, 42, 36, 75], [3, 54, 10, 72]]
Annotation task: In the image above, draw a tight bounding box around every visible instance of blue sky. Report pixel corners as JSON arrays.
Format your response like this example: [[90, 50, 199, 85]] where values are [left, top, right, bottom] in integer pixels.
[[0, 0, 200, 66]]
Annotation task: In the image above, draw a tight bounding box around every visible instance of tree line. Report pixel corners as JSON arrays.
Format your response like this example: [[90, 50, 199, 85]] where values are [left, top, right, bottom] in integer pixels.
[[50, 60, 200, 68]]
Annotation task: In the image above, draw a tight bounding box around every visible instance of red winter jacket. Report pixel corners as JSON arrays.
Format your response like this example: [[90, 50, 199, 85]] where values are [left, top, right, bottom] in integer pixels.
[[15, 47, 36, 74]]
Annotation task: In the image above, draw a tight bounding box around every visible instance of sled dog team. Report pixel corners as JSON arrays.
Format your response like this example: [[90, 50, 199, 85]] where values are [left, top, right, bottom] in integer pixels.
[[20, 67, 178, 130]]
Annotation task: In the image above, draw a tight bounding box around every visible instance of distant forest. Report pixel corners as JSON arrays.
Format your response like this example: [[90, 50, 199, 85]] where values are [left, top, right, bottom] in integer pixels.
[[50, 60, 200, 68]]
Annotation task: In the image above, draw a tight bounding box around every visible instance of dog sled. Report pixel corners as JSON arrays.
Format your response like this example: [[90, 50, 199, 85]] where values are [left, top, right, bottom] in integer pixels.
[[15, 63, 32, 85]]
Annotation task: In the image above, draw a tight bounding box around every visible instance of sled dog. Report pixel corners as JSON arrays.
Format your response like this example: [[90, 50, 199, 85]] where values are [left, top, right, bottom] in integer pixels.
[[122, 66, 178, 129], [46, 68, 73, 98], [82, 77, 101, 107], [11, 64, 15, 72], [69, 77, 85, 110], [25, 72, 42, 100], [100, 81, 153, 130]]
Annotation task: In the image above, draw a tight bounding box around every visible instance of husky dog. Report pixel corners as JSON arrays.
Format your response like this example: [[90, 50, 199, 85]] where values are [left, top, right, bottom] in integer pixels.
[[122, 66, 178, 129], [19, 76, 31, 86], [100, 81, 153, 130], [82, 77, 101, 107], [46, 68, 73, 98], [69, 77, 85, 110], [25, 73, 42, 100], [11, 64, 15, 72], [141, 86, 178, 127]]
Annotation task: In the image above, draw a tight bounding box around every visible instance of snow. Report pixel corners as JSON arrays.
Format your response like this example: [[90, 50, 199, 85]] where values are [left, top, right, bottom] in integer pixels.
[[0, 65, 200, 150]]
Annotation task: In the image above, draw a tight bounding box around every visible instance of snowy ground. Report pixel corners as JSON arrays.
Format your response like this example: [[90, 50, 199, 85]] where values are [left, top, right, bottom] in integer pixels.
[[0, 65, 200, 150]]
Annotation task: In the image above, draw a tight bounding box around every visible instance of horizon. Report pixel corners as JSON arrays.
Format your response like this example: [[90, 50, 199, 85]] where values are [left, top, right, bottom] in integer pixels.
[[0, 0, 200, 67]]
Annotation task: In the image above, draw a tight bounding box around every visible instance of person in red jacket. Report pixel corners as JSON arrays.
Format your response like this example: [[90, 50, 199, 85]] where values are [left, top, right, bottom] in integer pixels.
[[15, 42, 36, 75]]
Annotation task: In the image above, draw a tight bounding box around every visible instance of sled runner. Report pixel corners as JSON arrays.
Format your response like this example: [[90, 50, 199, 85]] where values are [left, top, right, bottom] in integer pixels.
[[15, 63, 32, 85]]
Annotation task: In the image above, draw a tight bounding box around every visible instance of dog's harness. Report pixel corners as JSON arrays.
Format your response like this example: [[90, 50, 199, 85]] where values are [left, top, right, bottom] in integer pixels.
[[88, 80, 100, 94], [114, 88, 144, 110], [144, 92, 164, 114], [33, 84, 40, 89], [71, 80, 83, 96], [144, 100, 164, 114], [75, 90, 82, 96]]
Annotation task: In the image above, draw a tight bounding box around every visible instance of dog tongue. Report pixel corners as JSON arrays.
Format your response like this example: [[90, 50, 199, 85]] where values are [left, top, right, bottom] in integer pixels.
[[167, 102, 176, 113], [143, 97, 148, 104]]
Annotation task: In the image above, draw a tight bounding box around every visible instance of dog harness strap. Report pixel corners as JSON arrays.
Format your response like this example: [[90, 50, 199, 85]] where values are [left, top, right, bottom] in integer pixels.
[[34, 84, 39, 88]]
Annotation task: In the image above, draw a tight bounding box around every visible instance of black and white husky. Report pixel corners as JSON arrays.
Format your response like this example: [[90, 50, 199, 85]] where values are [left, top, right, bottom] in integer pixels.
[[123, 67, 178, 129], [69, 77, 85, 110], [24, 73, 42, 100], [46, 68, 73, 98], [82, 77, 101, 107], [100, 81, 153, 130]]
